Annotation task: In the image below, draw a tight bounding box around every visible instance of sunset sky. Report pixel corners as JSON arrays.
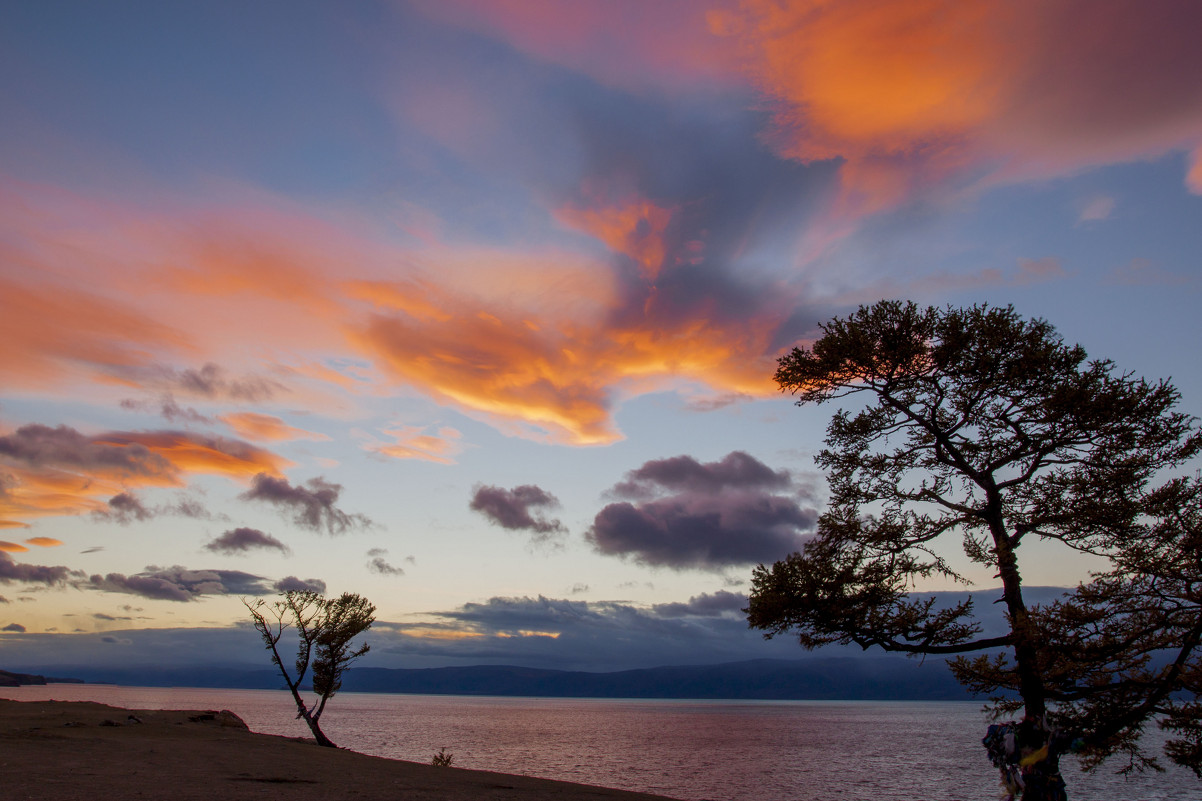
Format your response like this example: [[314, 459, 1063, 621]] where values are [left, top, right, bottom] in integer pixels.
[[2, 0, 1201, 673]]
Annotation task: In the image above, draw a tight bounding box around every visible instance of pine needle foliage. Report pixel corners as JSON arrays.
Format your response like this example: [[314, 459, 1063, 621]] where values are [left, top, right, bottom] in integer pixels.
[[747, 301, 1201, 782]]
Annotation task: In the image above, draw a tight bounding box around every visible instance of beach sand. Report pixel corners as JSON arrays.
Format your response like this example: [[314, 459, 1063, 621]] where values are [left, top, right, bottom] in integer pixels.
[[0, 698, 683, 801]]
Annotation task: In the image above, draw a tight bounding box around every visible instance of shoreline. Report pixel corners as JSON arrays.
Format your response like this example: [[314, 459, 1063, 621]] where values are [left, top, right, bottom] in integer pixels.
[[0, 698, 684, 801]]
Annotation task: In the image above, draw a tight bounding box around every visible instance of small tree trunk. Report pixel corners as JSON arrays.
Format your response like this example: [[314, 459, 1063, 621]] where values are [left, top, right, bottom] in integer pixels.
[[285, 685, 337, 747]]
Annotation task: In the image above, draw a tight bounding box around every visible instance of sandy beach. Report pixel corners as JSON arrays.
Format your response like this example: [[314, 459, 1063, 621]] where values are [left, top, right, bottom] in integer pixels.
[[0, 699, 683, 801]]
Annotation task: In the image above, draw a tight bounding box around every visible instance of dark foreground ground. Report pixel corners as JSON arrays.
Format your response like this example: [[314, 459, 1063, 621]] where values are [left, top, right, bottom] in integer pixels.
[[0, 698, 682, 801]]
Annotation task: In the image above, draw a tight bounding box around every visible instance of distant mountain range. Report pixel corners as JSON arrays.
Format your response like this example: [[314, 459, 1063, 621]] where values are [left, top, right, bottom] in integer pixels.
[[5, 657, 979, 701]]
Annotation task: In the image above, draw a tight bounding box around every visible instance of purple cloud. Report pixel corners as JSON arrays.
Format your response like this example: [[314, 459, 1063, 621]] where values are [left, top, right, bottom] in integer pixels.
[[273, 576, 327, 594], [240, 473, 372, 535], [0, 424, 172, 479], [2, 622, 25, 632], [588, 452, 818, 570], [609, 451, 793, 499], [204, 527, 290, 556], [93, 492, 153, 524], [652, 590, 747, 618], [86, 566, 274, 602], [470, 484, 566, 543], [0, 552, 83, 586]]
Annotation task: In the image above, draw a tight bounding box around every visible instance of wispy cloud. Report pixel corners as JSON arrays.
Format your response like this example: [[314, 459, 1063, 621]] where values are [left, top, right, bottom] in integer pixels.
[[239, 473, 372, 535], [366, 548, 405, 577], [1107, 257, 1198, 287], [369, 425, 463, 464]]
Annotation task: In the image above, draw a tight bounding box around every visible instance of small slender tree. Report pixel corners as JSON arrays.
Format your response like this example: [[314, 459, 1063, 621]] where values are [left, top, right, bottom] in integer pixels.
[[245, 590, 376, 748], [746, 300, 1201, 793]]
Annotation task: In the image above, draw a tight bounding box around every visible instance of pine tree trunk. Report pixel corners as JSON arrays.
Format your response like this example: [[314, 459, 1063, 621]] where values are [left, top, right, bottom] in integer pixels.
[[988, 504, 1047, 720]]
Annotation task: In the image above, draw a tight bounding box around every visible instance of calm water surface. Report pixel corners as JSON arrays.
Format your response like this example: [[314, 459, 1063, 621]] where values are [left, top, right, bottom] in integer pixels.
[[3, 684, 1197, 801]]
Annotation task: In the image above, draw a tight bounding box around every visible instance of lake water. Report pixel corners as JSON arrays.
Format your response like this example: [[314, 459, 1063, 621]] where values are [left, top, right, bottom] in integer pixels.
[[3, 684, 1198, 800]]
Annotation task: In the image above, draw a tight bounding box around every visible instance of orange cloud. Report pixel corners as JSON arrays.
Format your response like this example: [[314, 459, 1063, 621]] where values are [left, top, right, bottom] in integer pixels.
[[24, 537, 62, 548], [1, 174, 792, 451], [555, 198, 674, 280], [0, 541, 29, 553], [724, 0, 1202, 220], [219, 412, 330, 443], [1187, 146, 1202, 195], [353, 277, 783, 445], [371, 426, 465, 465]]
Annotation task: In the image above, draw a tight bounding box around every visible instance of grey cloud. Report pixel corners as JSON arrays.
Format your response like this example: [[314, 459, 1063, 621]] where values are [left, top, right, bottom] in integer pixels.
[[81, 546, 105, 554], [273, 576, 327, 594], [240, 473, 372, 535], [588, 452, 818, 570], [86, 566, 274, 602], [2, 622, 25, 632], [470, 484, 566, 543], [0, 595, 9, 603], [0, 552, 84, 586], [204, 527, 290, 556]]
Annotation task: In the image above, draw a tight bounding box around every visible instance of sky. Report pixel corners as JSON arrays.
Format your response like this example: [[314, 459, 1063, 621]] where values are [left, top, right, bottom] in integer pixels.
[[2, 0, 1201, 674]]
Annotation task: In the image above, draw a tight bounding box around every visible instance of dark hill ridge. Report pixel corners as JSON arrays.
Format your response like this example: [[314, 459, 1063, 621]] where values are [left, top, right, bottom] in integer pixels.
[[9, 657, 977, 700], [0, 668, 84, 686]]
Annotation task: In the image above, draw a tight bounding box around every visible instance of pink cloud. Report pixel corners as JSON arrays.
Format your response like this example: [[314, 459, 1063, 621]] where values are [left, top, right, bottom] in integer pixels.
[[409, 0, 742, 92]]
